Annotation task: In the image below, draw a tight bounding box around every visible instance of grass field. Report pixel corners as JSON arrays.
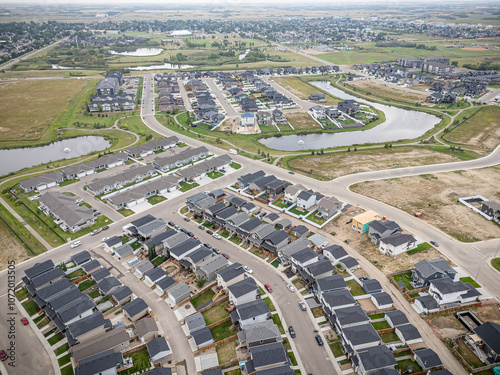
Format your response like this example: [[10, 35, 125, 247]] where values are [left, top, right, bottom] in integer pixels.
[[263, 297, 276, 312], [346, 279, 367, 296], [273, 76, 339, 105], [285, 112, 321, 131], [147, 195, 167, 205], [122, 347, 151, 375], [380, 331, 400, 343], [22, 299, 40, 316], [0, 79, 85, 145], [117, 116, 164, 141], [492, 258, 500, 273], [348, 80, 428, 104], [47, 332, 64, 346], [443, 107, 500, 149]]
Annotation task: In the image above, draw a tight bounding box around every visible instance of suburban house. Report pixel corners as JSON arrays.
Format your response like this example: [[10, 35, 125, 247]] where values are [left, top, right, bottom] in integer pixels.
[[260, 230, 290, 254], [321, 289, 357, 312], [155, 276, 176, 295], [467, 322, 500, 363], [38, 192, 94, 233], [185, 312, 206, 335], [338, 257, 360, 272], [296, 191, 319, 211], [331, 305, 370, 331], [428, 278, 481, 306], [232, 299, 271, 329], [290, 225, 309, 238], [284, 184, 307, 204], [98, 276, 122, 296], [316, 196, 342, 219], [195, 254, 228, 282], [184, 247, 213, 271], [216, 263, 246, 289], [412, 259, 457, 287], [414, 295, 440, 314], [351, 211, 379, 233], [237, 320, 282, 348], [96, 77, 120, 95], [323, 245, 349, 264], [290, 247, 319, 272], [481, 201, 500, 223], [368, 220, 402, 244], [371, 292, 394, 310], [20, 171, 65, 192], [70, 326, 130, 364], [135, 316, 159, 343], [166, 283, 190, 305], [362, 279, 382, 294], [314, 275, 347, 299], [354, 345, 397, 375], [122, 298, 149, 322], [379, 234, 417, 256], [147, 337, 172, 363], [302, 259, 336, 284], [191, 327, 215, 349], [236, 171, 266, 189], [74, 348, 124, 375], [228, 277, 260, 306], [114, 244, 134, 260], [246, 342, 290, 372], [169, 238, 201, 261], [308, 233, 328, 249], [240, 112, 255, 127], [277, 237, 311, 265], [413, 348, 443, 371], [395, 323, 423, 345], [384, 310, 409, 328], [249, 224, 276, 247], [111, 286, 133, 305], [144, 268, 167, 286]]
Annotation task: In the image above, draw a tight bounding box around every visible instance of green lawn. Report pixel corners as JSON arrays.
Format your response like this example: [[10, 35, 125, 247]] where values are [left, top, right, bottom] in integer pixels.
[[216, 339, 237, 364], [151, 256, 167, 267], [211, 320, 235, 342], [305, 210, 327, 225], [368, 313, 385, 319], [272, 314, 286, 334], [57, 354, 71, 367], [15, 288, 29, 301], [147, 195, 167, 205], [407, 242, 432, 255], [122, 347, 151, 375], [288, 351, 298, 366], [380, 331, 400, 343], [78, 279, 97, 292], [371, 321, 391, 330], [89, 290, 100, 298], [393, 272, 414, 290], [60, 365, 74, 375], [48, 332, 65, 346], [37, 316, 51, 329], [179, 181, 200, 192], [346, 279, 367, 296], [271, 259, 280, 268], [190, 289, 216, 308], [33, 314, 46, 324], [220, 230, 230, 239], [66, 269, 86, 280], [22, 299, 40, 316], [118, 208, 135, 217], [492, 258, 500, 273], [202, 303, 229, 325], [329, 342, 345, 358], [230, 162, 241, 170], [263, 297, 276, 312], [395, 359, 422, 373], [229, 235, 242, 245], [311, 306, 325, 318], [289, 206, 308, 216], [292, 278, 306, 290], [208, 171, 224, 179], [54, 343, 70, 356], [273, 199, 289, 209], [460, 277, 481, 288], [44, 328, 56, 337]]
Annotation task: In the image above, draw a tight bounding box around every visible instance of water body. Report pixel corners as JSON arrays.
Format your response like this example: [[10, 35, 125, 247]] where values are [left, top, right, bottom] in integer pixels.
[[0, 136, 111, 176], [52, 64, 82, 69], [109, 48, 163, 56], [129, 62, 195, 70], [239, 49, 251, 60], [259, 81, 440, 151]]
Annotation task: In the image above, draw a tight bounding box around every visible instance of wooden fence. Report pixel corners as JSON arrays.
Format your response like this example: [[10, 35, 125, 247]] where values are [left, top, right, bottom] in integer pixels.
[[198, 334, 238, 351], [177, 282, 217, 307], [207, 316, 232, 329]]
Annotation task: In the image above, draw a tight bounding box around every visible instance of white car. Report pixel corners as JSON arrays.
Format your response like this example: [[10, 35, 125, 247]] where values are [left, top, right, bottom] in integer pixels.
[[244, 266, 253, 274], [287, 284, 295, 292], [213, 233, 222, 240], [70, 241, 81, 248], [101, 237, 109, 243]]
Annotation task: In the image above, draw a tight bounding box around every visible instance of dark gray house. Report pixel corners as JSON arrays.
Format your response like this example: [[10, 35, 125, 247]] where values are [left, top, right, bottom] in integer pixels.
[[412, 259, 457, 287], [367, 220, 402, 244]]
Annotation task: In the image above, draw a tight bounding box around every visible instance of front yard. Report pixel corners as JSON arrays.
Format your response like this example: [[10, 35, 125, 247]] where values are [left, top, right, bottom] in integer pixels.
[[179, 181, 200, 192], [118, 208, 135, 217], [271, 314, 285, 334], [147, 195, 167, 205], [208, 171, 224, 180], [22, 299, 40, 316], [263, 297, 276, 312]]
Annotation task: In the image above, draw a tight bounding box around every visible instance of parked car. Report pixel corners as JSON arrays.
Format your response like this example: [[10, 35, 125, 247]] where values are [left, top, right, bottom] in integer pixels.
[[94, 211, 101, 216], [187, 232, 194, 237], [430, 241, 439, 247], [168, 221, 175, 227], [199, 225, 205, 230], [254, 210, 261, 215], [101, 226, 109, 231], [299, 302, 307, 311], [221, 252, 230, 259], [289, 171, 295, 174], [213, 233, 222, 240], [183, 217, 190, 222], [259, 212, 267, 218], [0, 350, 7, 361], [70, 241, 81, 249], [244, 266, 253, 274], [289, 326, 296, 338], [265, 284, 273, 293], [175, 225, 181, 230], [193, 236, 199, 241], [212, 247, 221, 254], [90, 228, 102, 236], [101, 237, 109, 243], [315, 334, 324, 346], [204, 243, 212, 249], [181, 228, 188, 234], [206, 229, 213, 235], [287, 284, 295, 292], [20, 317, 29, 325]]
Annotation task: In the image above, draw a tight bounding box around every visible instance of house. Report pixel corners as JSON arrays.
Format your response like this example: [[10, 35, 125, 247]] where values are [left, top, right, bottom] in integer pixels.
[[232, 299, 271, 329], [123, 298, 148, 322], [167, 282, 190, 305], [241, 112, 255, 127], [113, 244, 134, 260], [70, 326, 130, 364], [338, 99, 360, 115], [414, 295, 440, 314], [56, 297, 96, 326], [96, 77, 120, 95], [38, 192, 94, 233], [296, 191, 317, 211], [144, 230, 177, 253], [196, 254, 228, 282], [275, 218, 292, 231], [98, 276, 122, 296], [91, 268, 111, 283], [236, 171, 266, 189], [321, 289, 357, 313], [354, 345, 397, 375], [155, 276, 176, 295], [351, 211, 379, 233], [24, 260, 54, 281], [104, 237, 122, 251], [371, 292, 394, 310], [255, 366, 295, 375], [316, 197, 342, 219], [111, 286, 133, 305], [468, 322, 500, 363], [338, 256, 360, 271], [41, 284, 79, 312], [238, 320, 282, 348], [216, 262, 246, 289], [135, 316, 159, 343], [71, 251, 91, 266], [248, 342, 290, 372], [19, 171, 64, 192], [308, 233, 328, 249], [309, 93, 326, 102], [395, 323, 423, 345], [384, 310, 409, 328], [184, 247, 213, 271], [412, 259, 457, 287], [284, 184, 306, 204], [290, 225, 309, 238], [332, 305, 369, 330], [303, 259, 336, 284], [191, 326, 214, 349], [169, 238, 201, 261], [276, 237, 311, 265], [144, 268, 167, 285], [341, 323, 381, 351], [250, 224, 276, 247], [481, 200, 500, 223], [147, 337, 172, 362], [379, 234, 417, 256], [362, 279, 382, 294], [228, 277, 260, 306], [65, 311, 109, 347], [28, 267, 65, 290], [256, 111, 273, 126], [185, 312, 206, 334], [82, 260, 101, 274], [368, 220, 402, 244], [261, 230, 290, 254], [225, 212, 251, 235], [74, 348, 124, 375], [290, 247, 319, 272], [413, 348, 442, 371], [323, 245, 348, 264], [428, 278, 481, 306], [309, 105, 327, 119], [314, 275, 347, 299], [134, 260, 155, 278], [136, 218, 167, 241]]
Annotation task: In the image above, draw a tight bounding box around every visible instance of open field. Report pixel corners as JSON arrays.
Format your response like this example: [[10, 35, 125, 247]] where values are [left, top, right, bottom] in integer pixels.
[[273, 76, 340, 105], [0, 70, 105, 79], [443, 107, 500, 149], [284, 112, 321, 131], [325, 206, 451, 275], [0, 79, 85, 143], [351, 167, 500, 242], [348, 80, 428, 104], [284, 146, 476, 180]]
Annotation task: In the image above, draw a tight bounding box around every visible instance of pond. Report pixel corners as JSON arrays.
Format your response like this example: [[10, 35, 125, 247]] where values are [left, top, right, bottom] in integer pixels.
[[259, 81, 440, 151], [129, 62, 196, 70], [109, 48, 163, 57], [0, 136, 111, 176]]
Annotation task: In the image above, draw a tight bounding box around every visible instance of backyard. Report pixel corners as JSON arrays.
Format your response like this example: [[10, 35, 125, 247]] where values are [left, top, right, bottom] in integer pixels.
[[122, 347, 151, 375], [346, 279, 367, 296], [216, 339, 237, 364], [202, 303, 229, 325], [211, 320, 236, 342], [190, 289, 216, 309]]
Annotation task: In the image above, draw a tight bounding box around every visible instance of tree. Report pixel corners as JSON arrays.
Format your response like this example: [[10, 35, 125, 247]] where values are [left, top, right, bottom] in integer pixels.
[[451, 61, 458, 67]]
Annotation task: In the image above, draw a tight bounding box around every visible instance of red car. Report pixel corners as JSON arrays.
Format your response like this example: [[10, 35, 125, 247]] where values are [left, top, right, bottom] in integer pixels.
[[193, 236, 199, 241], [265, 284, 273, 293], [0, 350, 7, 361], [21, 317, 29, 325], [221, 252, 230, 259]]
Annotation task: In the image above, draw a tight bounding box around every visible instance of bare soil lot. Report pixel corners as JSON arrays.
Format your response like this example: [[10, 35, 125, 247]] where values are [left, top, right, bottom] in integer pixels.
[[349, 80, 428, 104], [285, 112, 322, 131], [286, 147, 465, 180], [0, 220, 28, 269], [325, 206, 451, 275], [351, 167, 500, 242]]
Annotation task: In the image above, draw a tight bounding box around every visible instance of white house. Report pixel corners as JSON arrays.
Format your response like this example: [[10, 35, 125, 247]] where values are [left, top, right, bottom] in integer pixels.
[[228, 277, 259, 306], [371, 292, 394, 310], [379, 234, 417, 256], [296, 191, 317, 211], [233, 299, 271, 329], [284, 184, 306, 204], [395, 324, 423, 345], [428, 278, 481, 306], [146, 337, 172, 362]]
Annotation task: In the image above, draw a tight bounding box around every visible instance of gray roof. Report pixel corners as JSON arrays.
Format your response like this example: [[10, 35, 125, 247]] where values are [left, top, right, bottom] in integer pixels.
[[169, 238, 200, 258], [275, 218, 292, 228], [413, 348, 442, 369], [370, 370, 400, 375], [315, 275, 346, 291], [98, 276, 122, 294], [71, 326, 129, 363], [147, 336, 170, 357], [323, 245, 348, 260], [198, 254, 228, 275], [91, 267, 111, 282], [415, 295, 439, 310], [422, 370, 452, 375], [156, 276, 176, 291], [322, 289, 356, 308], [292, 225, 309, 235], [363, 279, 382, 292], [36, 277, 72, 300], [236, 299, 270, 321], [137, 218, 166, 236], [228, 277, 259, 298], [114, 243, 134, 258], [334, 305, 369, 327], [186, 246, 213, 264], [135, 316, 159, 338], [39, 192, 93, 228], [369, 220, 400, 233], [216, 262, 245, 282], [46, 286, 81, 312], [144, 267, 166, 282], [130, 214, 156, 228], [263, 230, 289, 245], [191, 326, 214, 346], [380, 233, 416, 247], [168, 282, 190, 299], [308, 233, 327, 247], [205, 201, 227, 215], [278, 237, 311, 258], [58, 298, 96, 324], [24, 260, 54, 279], [307, 259, 335, 277], [430, 278, 471, 295], [396, 323, 422, 341], [414, 258, 456, 278], [82, 260, 101, 273], [201, 369, 223, 375], [104, 236, 121, 248], [266, 213, 280, 222], [66, 311, 107, 340], [145, 229, 177, 248], [30, 267, 65, 289], [185, 312, 206, 333], [147, 367, 172, 375], [164, 232, 190, 249], [123, 298, 148, 318], [356, 345, 396, 371], [385, 310, 409, 326], [342, 323, 380, 346], [241, 320, 281, 344], [291, 247, 318, 264], [71, 250, 91, 265], [371, 292, 393, 306], [75, 348, 123, 375], [111, 285, 133, 302], [250, 342, 289, 368], [237, 217, 262, 232], [134, 259, 154, 275], [473, 322, 500, 354], [255, 365, 295, 375], [340, 256, 359, 269]]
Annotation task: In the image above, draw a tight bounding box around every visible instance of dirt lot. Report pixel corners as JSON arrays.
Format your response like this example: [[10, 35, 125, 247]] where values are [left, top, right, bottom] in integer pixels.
[[285, 112, 322, 131], [0, 221, 28, 269], [430, 304, 500, 339], [287, 146, 465, 180], [325, 206, 453, 275], [351, 167, 500, 242], [273, 76, 339, 105], [349, 79, 428, 104]]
